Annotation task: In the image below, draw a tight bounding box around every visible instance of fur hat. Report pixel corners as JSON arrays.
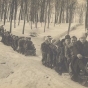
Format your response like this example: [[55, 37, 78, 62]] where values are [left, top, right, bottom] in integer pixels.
[[65, 35, 71, 39], [47, 35, 52, 39]]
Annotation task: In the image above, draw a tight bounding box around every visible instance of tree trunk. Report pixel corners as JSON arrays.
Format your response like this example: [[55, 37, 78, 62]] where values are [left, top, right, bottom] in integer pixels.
[[10, 0, 14, 33], [14, 0, 17, 28], [22, 0, 27, 34], [47, 0, 50, 28], [4, 0, 7, 25], [18, 8, 21, 26], [85, 0, 88, 30], [18, 0, 23, 26], [40, 0, 45, 23], [44, 0, 48, 32], [35, 0, 38, 28], [62, 8, 65, 23], [66, 0, 69, 23], [54, 0, 57, 26], [67, 6, 73, 34], [1, 0, 4, 21], [7, 4, 10, 22], [59, 0, 63, 23]]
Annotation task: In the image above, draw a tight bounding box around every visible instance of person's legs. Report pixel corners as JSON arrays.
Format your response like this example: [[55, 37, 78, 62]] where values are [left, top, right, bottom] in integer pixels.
[[64, 58, 69, 72], [71, 60, 79, 82], [54, 52, 58, 68], [42, 52, 47, 65], [49, 53, 53, 68], [69, 62, 73, 76], [71, 57, 86, 82]]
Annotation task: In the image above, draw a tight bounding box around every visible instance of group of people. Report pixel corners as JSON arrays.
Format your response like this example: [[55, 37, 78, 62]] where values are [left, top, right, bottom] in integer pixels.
[[41, 33, 88, 83], [0, 24, 88, 84], [0, 25, 36, 56]]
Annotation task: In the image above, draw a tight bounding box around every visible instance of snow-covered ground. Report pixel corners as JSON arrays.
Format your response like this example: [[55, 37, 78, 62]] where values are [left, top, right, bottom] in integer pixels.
[[0, 22, 87, 88]]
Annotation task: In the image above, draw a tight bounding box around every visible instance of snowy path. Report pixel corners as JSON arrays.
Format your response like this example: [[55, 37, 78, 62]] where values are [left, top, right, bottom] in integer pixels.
[[0, 24, 87, 88], [0, 42, 86, 88]]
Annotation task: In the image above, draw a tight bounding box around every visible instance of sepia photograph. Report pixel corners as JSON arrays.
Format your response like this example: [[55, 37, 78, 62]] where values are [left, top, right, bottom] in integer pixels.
[[0, 0, 88, 88]]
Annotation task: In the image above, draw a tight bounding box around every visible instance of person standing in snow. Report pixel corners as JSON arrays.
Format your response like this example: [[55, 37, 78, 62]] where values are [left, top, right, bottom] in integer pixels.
[[56, 35, 71, 75], [41, 36, 50, 66]]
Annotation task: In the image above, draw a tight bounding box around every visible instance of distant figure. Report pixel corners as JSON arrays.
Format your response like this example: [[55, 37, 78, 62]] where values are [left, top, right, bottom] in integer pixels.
[[41, 36, 50, 66], [0, 25, 4, 36], [24, 37, 36, 56]]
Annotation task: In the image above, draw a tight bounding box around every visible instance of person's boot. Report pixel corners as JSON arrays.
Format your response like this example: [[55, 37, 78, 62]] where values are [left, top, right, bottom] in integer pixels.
[[71, 75, 78, 82]]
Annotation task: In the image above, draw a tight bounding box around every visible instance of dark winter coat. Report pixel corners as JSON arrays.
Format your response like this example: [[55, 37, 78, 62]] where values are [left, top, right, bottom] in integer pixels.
[[41, 42, 50, 53], [76, 40, 88, 57]]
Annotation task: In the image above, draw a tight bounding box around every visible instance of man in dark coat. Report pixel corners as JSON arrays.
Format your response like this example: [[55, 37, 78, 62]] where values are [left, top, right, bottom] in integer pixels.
[[17, 37, 26, 54], [64, 35, 71, 72], [6, 31, 11, 46], [41, 37, 50, 66], [13, 36, 19, 51], [71, 33, 88, 82], [67, 36, 78, 76], [56, 35, 71, 75], [24, 37, 36, 56]]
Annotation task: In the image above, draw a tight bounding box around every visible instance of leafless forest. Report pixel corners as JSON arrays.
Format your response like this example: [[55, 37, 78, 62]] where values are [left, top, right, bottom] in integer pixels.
[[0, 0, 87, 33]]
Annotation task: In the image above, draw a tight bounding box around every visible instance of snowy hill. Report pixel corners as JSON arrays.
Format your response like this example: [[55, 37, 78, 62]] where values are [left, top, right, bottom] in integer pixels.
[[0, 23, 87, 88]]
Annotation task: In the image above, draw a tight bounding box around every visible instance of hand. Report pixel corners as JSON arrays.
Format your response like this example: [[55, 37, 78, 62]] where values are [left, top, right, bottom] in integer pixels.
[[77, 54, 83, 59]]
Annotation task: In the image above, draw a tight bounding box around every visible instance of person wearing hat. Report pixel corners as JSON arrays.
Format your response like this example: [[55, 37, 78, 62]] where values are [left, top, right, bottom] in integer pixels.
[[6, 31, 12, 46], [47, 35, 52, 44], [55, 39, 65, 75], [55, 35, 71, 74], [64, 35, 71, 72], [24, 37, 36, 56], [65, 36, 78, 78], [13, 36, 19, 51], [76, 33, 88, 59], [41, 36, 50, 66], [65, 35, 71, 45], [42, 36, 53, 68]]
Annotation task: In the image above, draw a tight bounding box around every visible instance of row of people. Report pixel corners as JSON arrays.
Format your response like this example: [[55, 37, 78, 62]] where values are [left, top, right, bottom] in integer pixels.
[[41, 34, 88, 84], [0, 25, 36, 56]]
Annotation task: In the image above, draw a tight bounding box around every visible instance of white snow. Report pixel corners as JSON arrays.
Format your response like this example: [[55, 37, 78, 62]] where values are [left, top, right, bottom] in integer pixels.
[[0, 22, 87, 88]]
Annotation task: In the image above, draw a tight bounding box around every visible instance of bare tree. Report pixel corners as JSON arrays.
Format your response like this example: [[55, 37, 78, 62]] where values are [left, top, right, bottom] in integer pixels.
[[85, 0, 88, 30], [67, 1, 76, 34], [44, 0, 48, 32], [66, 0, 69, 23], [14, 0, 17, 28], [22, 0, 27, 34], [4, 0, 7, 25], [10, 0, 14, 33], [18, 0, 23, 26]]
